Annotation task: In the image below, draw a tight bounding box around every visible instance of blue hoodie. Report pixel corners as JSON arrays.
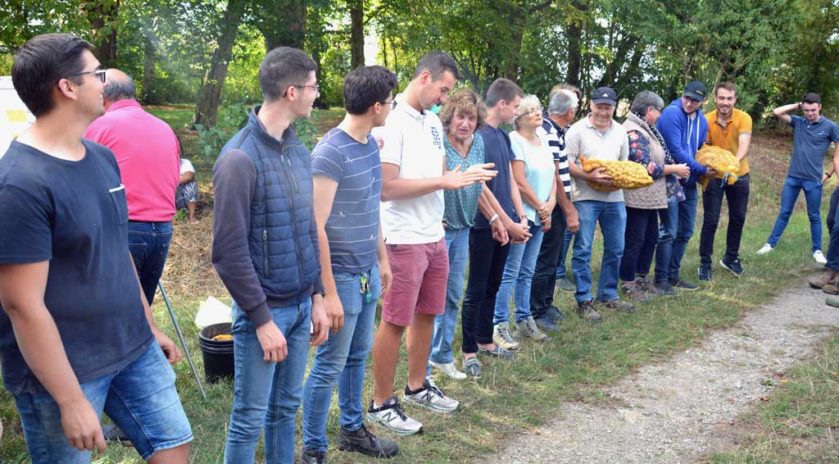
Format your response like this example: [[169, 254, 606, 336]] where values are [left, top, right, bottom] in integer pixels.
[[656, 98, 708, 187]]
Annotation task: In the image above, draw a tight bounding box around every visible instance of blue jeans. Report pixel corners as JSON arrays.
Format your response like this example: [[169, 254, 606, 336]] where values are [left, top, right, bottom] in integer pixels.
[[766, 176, 823, 252], [656, 184, 698, 282], [494, 223, 544, 324], [555, 230, 574, 279], [429, 228, 470, 367], [13, 343, 192, 463], [127, 221, 173, 305], [225, 299, 312, 464], [302, 265, 380, 452], [572, 201, 626, 303]]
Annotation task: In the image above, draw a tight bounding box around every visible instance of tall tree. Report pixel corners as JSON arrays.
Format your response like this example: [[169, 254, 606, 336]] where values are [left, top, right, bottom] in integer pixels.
[[349, 0, 364, 68], [253, 0, 307, 50], [193, 0, 247, 128], [85, 0, 120, 68]]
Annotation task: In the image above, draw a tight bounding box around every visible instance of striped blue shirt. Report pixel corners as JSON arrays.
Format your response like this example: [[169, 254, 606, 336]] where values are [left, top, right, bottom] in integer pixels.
[[311, 128, 381, 273]]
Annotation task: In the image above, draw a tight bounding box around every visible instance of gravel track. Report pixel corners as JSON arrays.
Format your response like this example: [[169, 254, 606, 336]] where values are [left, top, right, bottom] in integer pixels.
[[487, 283, 839, 464]]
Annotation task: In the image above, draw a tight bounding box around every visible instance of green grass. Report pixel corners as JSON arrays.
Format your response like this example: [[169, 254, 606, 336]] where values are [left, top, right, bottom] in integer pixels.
[[708, 333, 839, 464], [0, 125, 834, 463]]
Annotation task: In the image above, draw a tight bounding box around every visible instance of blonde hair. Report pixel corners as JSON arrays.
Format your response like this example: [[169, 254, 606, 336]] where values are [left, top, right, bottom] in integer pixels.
[[513, 94, 542, 129], [440, 88, 487, 129]]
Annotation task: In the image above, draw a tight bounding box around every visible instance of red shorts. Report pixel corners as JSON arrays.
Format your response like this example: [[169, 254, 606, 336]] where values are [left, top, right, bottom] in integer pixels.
[[381, 239, 449, 327]]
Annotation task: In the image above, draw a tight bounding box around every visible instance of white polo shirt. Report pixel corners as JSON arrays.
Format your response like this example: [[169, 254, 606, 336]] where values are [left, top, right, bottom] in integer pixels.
[[375, 95, 445, 244], [565, 116, 629, 203]]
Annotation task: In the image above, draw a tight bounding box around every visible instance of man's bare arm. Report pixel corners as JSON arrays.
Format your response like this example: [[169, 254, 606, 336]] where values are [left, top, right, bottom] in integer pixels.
[[0, 261, 105, 452], [772, 102, 800, 125]]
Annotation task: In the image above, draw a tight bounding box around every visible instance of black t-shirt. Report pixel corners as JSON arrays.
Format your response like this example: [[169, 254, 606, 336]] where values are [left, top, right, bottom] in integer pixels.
[[0, 140, 153, 393], [473, 125, 518, 230]]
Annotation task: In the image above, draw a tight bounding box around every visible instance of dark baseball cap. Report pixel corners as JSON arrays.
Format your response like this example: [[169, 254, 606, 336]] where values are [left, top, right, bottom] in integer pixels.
[[683, 81, 707, 101], [591, 86, 617, 106]]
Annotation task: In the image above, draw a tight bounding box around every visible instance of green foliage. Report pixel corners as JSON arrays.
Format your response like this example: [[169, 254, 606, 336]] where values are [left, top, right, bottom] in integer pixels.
[[195, 102, 249, 161]]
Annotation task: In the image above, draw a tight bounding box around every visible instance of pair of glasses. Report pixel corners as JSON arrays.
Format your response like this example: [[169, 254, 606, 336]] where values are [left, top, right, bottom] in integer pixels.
[[380, 99, 396, 109], [294, 83, 320, 93], [67, 69, 107, 83]]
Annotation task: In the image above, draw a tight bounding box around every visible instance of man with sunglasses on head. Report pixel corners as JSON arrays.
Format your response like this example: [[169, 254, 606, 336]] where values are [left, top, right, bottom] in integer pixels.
[[655, 81, 714, 292], [212, 46, 330, 463], [0, 33, 191, 464]]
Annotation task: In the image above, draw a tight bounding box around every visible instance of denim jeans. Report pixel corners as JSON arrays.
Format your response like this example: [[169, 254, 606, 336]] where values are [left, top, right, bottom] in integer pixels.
[[127, 221, 173, 305], [699, 174, 750, 264], [461, 227, 510, 354], [620, 207, 658, 282], [429, 227, 470, 367], [225, 299, 312, 464], [555, 230, 574, 279], [826, 188, 839, 270], [532, 206, 569, 319], [13, 343, 192, 463], [302, 265, 379, 452], [572, 200, 626, 303], [766, 175, 823, 252], [494, 222, 544, 324], [656, 183, 698, 282]]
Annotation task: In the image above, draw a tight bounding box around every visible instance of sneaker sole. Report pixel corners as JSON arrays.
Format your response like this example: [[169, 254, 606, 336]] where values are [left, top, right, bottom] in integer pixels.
[[336, 441, 399, 458], [428, 362, 467, 380], [402, 394, 459, 414], [366, 412, 423, 436], [491, 338, 520, 351], [719, 260, 743, 278]]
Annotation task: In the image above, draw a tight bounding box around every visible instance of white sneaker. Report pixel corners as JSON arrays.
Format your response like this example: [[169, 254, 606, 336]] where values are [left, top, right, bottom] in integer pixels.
[[367, 397, 423, 436], [814, 250, 827, 264], [756, 243, 774, 255], [403, 379, 459, 413], [428, 360, 467, 380]]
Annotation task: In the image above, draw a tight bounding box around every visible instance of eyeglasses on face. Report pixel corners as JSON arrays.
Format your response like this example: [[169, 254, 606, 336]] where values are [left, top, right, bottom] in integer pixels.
[[294, 83, 320, 94], [67, 69, 107, 83], [380, 99, 396, 109]]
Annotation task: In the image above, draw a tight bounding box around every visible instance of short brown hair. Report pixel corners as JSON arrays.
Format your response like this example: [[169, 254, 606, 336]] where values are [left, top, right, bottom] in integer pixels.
[[485, 78, 524, 108], [715, 81, 737, 96], [440, 88, 487, 129]]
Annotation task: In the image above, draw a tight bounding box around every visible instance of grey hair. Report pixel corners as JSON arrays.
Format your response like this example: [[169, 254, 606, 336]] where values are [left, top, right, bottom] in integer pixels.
[[630, 90, 664, 116], [548, 89, 578, 116], [103, 73, 136, 101], [513, 95, 542, 129]]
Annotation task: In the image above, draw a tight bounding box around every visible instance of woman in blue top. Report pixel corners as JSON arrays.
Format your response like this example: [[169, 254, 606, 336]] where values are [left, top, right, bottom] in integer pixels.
[[428, 89, 487, 380], [493, 95, 557, 348]]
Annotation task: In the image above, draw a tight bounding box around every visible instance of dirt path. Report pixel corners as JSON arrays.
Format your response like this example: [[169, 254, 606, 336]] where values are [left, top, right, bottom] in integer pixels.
[[487, 283, 839, 464]]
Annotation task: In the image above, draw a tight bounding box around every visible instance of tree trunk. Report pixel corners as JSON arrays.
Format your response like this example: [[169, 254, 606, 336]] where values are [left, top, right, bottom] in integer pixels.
[[350, 0, 365, 68], [193, 1, 246, 128], [141, 21, 159, 104], [256, 0, 307, 51], [87, 0, 119, 67]]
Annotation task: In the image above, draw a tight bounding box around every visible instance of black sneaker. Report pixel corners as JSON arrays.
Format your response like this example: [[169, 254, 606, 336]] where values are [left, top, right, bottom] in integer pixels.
[[299, 448, 327, 464], [698, 263, 712, 281], [545, 305, 566, 322], [102, 424, 133, 447], [719, 258, 744, 277], [669, 278, 699, 290], [337, 424, 399, 458], [652, 280, 677, 296]]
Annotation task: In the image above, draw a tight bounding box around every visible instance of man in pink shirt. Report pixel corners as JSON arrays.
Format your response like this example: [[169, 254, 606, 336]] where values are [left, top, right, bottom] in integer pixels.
[[84, 69, 180, 306]]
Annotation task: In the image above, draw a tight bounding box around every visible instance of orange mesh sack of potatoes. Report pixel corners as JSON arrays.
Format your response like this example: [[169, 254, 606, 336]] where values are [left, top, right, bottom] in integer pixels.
[[696, 145, 739, 186], [579, 155, 653, 192]]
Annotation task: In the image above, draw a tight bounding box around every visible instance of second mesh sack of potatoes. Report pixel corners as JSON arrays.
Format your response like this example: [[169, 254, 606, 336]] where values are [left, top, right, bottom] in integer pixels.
[[696, 145, 739, 186]]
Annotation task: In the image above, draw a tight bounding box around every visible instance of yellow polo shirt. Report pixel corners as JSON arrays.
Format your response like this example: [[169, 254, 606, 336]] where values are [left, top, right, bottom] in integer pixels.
[[705, 108, 752, 176]]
